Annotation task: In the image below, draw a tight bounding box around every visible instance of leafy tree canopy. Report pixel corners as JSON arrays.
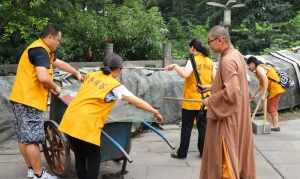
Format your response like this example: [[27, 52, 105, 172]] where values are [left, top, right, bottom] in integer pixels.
[[0, 0, 299, 64]]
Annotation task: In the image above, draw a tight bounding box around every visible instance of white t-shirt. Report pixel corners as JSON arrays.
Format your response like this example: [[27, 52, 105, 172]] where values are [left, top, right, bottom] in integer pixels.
[[112, 85, 134, 100], [184, 60, 193, 76]]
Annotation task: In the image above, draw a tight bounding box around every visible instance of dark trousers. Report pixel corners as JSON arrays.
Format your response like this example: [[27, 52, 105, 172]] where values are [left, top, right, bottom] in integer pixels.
[[69, 136, 101, 179], [177, 109, 207, 158]]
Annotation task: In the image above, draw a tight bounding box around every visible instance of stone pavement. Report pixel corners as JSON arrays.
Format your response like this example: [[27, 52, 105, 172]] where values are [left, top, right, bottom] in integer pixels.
[[1, 119, 300, 179]]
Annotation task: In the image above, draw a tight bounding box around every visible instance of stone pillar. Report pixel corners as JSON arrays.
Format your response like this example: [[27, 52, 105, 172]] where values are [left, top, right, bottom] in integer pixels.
[[163, 43, 172, 67], [223, 8, 231, 29], [104, 43, 114, 56]]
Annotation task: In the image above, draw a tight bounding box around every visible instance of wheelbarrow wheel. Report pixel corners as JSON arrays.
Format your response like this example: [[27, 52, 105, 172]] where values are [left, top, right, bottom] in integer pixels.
[[43, 120, 71, 177]]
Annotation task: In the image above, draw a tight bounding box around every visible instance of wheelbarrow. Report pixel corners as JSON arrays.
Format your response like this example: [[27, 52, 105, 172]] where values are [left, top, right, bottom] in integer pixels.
[[42, 94, 175, 177]]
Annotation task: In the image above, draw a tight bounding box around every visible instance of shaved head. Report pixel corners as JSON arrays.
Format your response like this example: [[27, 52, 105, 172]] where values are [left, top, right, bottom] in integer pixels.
[[207, 25, 233, 54], [208, 25, 231, 43]]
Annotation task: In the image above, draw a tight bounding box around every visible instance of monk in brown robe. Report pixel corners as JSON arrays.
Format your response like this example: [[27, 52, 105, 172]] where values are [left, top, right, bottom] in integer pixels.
[[200, 25, 256, 179]]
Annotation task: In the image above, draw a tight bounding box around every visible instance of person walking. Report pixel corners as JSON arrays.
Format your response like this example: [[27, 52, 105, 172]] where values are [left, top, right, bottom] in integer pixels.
[[200, 25, 256, 179]]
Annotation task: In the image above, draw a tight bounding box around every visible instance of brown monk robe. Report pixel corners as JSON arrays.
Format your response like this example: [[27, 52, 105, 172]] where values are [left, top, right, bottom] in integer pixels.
[[200, 26, 256, 179]]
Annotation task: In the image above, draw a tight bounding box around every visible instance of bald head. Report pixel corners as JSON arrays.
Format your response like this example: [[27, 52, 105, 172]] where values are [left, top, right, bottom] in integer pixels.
[[208, 25, 231, 43]]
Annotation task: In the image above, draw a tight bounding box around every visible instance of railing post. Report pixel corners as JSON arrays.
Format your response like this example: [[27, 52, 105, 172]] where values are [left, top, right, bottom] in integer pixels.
[[105, 43, 114, 56], [163, 43, 172, 67]]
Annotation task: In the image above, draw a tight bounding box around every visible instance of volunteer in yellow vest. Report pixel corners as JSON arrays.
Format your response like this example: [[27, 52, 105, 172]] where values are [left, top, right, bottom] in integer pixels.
[[247, 56, 286, 132], [165, 39, 215, 159], [59, 53, 164, 179], [10, 24, 82, 179]]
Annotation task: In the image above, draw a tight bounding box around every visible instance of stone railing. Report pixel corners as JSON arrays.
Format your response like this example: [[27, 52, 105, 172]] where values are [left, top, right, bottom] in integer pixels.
[[0, 60, 187, 76]]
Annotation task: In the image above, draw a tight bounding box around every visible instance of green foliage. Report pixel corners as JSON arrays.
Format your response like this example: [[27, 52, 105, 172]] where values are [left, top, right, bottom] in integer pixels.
[[289, 11, 300, 47], [0, 0, 165, 63], [167, 17, 208, 59], [1, 0, 300, 64], [107, 2, 165, 60], [188, 24, 208, 46], [220, 0, 300, 55], [166, 17, 187, 59], [158, 0, 300, 56], [232, 22, 273, 54], [0, 0, 49, 64], [60, 7, 108, 60]]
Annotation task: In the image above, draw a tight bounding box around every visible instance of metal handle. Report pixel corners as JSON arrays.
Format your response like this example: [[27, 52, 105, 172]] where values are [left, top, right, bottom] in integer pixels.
[[162, 97, 202, 103], [122, 67, 165, 71], [251, 94, 265, 121], [142, 121, 175, 150], [101, 130, 133, 163]]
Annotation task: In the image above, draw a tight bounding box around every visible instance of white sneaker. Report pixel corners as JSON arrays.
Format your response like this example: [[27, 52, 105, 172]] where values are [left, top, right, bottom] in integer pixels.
[[33, 170, 57, 179], [27, 168, 34, 178]]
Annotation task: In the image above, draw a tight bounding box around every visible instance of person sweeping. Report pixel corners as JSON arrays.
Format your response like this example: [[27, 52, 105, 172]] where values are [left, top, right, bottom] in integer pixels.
[[247, 56, 286, 131]]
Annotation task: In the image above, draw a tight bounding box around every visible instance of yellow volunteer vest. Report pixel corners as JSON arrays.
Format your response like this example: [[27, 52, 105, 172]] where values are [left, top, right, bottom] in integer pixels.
[[59, 71, 120, 146], [182, 53, 214, 110], [10, 38, 53, 111], [260, 64, 286, 99]]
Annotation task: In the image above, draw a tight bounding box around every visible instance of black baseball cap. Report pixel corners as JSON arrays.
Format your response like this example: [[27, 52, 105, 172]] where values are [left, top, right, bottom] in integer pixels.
[[103, 53, 123, 69]]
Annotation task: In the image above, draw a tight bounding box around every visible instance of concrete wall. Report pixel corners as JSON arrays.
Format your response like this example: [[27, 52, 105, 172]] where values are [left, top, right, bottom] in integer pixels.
[[0, 60, 187, 75]]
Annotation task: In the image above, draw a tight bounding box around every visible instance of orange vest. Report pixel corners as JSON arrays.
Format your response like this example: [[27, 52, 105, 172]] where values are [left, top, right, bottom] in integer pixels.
[[59, 71, 120, 146], [182, 54, 214, 110], [10, 39, 53, 111], [260, 64, 286, 99]]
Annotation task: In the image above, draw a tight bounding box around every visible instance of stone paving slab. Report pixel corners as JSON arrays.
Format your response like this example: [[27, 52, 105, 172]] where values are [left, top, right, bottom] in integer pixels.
[[122, 127, 281, 179], [3, 120, 300, 179], [255, 151, 282, 179], [254, 119, 300, 179], [274, 165, 299, 179]]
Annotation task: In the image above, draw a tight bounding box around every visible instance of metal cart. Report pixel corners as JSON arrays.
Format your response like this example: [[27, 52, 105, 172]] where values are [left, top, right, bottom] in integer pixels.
[[42, 92, 175, 177]]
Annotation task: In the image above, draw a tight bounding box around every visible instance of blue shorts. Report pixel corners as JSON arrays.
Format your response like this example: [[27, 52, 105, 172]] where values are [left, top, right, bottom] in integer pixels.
[[11, 102, 45, 144]]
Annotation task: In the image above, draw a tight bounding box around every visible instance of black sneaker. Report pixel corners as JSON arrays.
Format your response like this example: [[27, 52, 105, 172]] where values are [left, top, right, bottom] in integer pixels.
[[170, 153, 186, 159], [271, 127, 280, 132]]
